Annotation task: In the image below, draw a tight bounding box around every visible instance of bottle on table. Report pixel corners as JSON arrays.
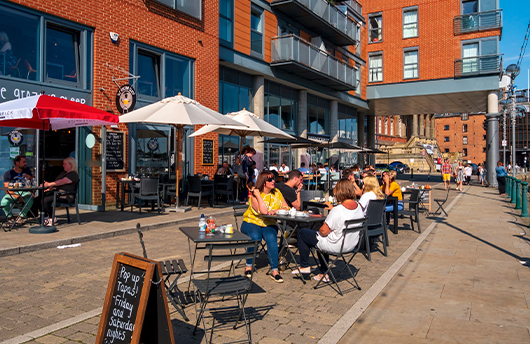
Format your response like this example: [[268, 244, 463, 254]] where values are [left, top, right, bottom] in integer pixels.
[[199, 214, 206, 232]]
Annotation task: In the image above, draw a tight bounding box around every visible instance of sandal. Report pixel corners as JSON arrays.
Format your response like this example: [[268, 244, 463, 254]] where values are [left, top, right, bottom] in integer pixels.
[[270, 273, 284, 283], [244, 269, 253, 278], [313, 274, 330, 283]]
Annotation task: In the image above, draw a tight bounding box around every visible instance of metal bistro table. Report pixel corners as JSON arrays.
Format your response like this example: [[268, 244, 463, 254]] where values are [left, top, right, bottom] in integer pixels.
[[262, 213, 327, 284], [116, 179, 139, 211], [179, 226, 252, 292], [0, 186, 39, 232]]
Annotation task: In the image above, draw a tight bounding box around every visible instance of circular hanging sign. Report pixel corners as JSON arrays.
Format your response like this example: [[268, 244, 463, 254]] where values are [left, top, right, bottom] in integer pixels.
[[147, 138, 159, 151], [116, 84, 136, 114], [85, 133, 96, 149], [8, 130, 23, 146]]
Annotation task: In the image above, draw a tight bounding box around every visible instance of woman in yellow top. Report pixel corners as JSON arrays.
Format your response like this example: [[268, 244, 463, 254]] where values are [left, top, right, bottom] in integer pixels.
[[242, 171, 289, 282], [381, 170, 403, 212]]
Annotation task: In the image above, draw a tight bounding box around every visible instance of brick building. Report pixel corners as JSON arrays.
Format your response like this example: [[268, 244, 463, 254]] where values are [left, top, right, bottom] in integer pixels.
[[435, 113, 487, 164]]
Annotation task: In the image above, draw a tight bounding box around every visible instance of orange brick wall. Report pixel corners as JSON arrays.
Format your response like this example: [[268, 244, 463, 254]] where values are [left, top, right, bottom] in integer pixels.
[[12, 0, 220, 205], [363, 0, 502, 85], [435, 115, 486, 164]]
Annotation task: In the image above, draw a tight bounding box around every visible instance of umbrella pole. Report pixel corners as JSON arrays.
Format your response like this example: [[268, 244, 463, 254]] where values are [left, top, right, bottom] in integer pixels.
[[170, 124, 191, 212], [30, 121, 56, 233]]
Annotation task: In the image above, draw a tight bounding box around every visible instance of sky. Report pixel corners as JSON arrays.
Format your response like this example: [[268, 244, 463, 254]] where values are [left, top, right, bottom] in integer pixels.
[[500, 1, 530, 93]]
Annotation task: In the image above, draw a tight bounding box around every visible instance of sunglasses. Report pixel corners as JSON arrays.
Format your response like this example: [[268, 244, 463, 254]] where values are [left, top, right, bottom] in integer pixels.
[[266, 177, 275, 182]]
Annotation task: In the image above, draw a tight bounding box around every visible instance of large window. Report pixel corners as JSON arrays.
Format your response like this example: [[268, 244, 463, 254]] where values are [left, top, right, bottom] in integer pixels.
[[154, 0, 201, 19], [369, 53, 383, 82], [250, 5, 264, 57], [338, 104, 357, 141], [462, 38, 498, 74], [265, 81, 297, 131], [219, 66, 253, 114], [0, 3, 91, 88], [220, 0, 233, 47], [131, 42, 194, 101], [403, 7, 418, 38], [403, 48, 419, 79], [368, 14, 382, 43], [307, 95, 330, 135]]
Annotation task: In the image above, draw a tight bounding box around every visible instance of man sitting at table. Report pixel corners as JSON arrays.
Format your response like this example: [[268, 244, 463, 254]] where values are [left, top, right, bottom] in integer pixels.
[[298, 162, 310, 174], [276, 170, 303, 210], [279, 162, 290, 175], [1, 155, 34, 225], [216, 161, 233, 175]]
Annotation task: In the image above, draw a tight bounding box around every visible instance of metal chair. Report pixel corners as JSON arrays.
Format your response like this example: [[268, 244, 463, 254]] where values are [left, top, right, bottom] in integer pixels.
[[312, 217, 366, 296], [400, 189, 421, 233], [186, 175, 213, 209], [364, 199, 388, 261], [192, 241, 260, 344], [300, 190, 326, 214], [137, 227, 189, 321], [52, 183, 81, 225], [131, 177, 161, 214], [215, 175, 236, 205], [433, 189, 450, 216], [232, 204, 248, 232]]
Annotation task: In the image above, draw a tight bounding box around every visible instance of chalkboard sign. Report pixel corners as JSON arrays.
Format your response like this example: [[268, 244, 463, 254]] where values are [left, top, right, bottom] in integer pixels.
[[106, 131, 126, 172], [96, 253, 174, 344], [202, 139, 214, 166]]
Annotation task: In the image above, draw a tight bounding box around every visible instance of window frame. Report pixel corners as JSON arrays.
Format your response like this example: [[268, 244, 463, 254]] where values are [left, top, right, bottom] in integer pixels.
[[368, 13, 383, 44], [250, 4, 264, 59], [463, 148, 468, 156], [444, 125, 450, 130], [153, 0, 202, 20], [403, 47, 419, 79], [368, 52, 383, 82], [463, 136, 468, 144], [444, 136, 450, 142], [402, 6, 419, 39], [219, 0, 234, 48], [463, 124, 468, 132]]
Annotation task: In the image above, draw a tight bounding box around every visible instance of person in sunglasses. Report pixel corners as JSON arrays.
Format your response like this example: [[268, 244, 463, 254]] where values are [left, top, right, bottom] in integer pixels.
[[241, 171, 290, 283]]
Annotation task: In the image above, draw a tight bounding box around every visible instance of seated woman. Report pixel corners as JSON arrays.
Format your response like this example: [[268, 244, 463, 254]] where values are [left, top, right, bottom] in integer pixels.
[[382, 170, 403, 212], [35, 157, 79, 226], [241, 171, 290, 282], [358, 176, 385, 216], [296, 179, 365, 282]]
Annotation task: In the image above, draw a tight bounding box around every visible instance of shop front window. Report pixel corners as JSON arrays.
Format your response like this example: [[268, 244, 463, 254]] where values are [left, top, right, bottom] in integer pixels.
[[307, 95, 330, 136], [165, 55, 190, 97], [137, 50, 160, 98], [136, 125, 169, 175], [219, 67, 253, 114], [264, 81, 297, 131], [45, 26, 80, 84]]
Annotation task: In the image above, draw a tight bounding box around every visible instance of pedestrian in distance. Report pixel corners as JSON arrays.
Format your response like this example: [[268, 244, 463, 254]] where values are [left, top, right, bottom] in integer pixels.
[[495, 161, 507, 196]]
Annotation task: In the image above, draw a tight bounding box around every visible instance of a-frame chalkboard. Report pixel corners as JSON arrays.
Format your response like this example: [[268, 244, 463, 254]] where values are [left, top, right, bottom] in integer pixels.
[[95, 253, 175, 344]]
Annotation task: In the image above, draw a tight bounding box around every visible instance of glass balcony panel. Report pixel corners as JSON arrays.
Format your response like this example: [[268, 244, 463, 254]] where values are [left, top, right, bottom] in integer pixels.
[[454, 9, 502, 34]]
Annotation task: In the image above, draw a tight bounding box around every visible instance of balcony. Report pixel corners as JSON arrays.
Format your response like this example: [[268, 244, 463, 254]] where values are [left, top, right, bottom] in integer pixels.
[[454, 54, 503, 78], [271, 35, 356, 91], [453, 9, 502, 35], [271, 0, 357, 46], [335, 0, 363, 23]]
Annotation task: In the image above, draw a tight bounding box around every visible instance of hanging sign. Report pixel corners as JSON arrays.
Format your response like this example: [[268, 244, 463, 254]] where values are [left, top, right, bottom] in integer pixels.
[[147, 138, 159, 151], [116, 84, 137, 114], [8, 130, 23, 146]]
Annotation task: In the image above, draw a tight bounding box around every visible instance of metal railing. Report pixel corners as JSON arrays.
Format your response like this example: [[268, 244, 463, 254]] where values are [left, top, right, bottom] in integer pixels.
[[454, 54, 503, 77], [336, 0, 362, 16], [271, 35, 356, 88], [453, 9, 502, 35], [272, 0, 356, 42]]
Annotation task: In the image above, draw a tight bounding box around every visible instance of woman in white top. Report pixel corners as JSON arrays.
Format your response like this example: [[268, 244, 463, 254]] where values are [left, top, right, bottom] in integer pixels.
[[295, 179, 364, 282], [358, 176, 385, 216]]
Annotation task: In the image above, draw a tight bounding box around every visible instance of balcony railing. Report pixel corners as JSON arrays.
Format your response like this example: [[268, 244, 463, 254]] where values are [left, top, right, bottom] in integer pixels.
[[271, 0, 357, 46], [454, 54, 503, 78], [453, 9, 502, 35], [271, 35, 356, 90], [336, 0, 362, 16]]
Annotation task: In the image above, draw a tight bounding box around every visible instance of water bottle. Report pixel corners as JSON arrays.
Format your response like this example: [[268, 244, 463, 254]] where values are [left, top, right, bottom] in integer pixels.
[[198, 214, 206, 232]]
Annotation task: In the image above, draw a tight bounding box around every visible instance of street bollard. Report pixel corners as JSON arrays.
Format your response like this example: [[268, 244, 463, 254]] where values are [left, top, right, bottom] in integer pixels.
[[516, 179, 522, 210], [507, 176, 512, 200], [521, 182, 529, 218], [511, 178, 517, 204]]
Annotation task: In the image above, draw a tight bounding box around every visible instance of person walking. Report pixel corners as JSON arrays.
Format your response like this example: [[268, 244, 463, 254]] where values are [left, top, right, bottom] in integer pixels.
[[495, 161, 507, 195], [441, 159, 452, 190], [455, 161, 465, 192]]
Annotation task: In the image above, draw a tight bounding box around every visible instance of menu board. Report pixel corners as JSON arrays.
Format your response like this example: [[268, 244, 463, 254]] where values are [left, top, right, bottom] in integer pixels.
[[202, 139, 214, 166], [106, 131, 125, 172]]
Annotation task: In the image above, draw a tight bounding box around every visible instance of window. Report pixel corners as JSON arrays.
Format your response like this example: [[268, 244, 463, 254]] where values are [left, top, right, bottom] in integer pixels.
[[250, 5, 264, 56], [45, 26, 80, 84], [368, 14, 382, 43], [462, 38, 498, 74], [444, 125, 450, 130], [483, 135, 486, 140], [463, 124, 468, 132], [445, 148, 450, 153], [462, 0, 478, 14], [338, 106, 357, 141], [403, 7, 418, 38], [220, 0, 233, 47], [307, 95, 330, 135], [154, 0, 201, 19], [444, 136, 450, 142], [369, 53, 383, 82], [463, 148, 468, 156], [463, 136, 468, 144], [131, 42, 194, 100], [265, 81, 298, 131], [483, 147, 486, 153], [219, 66, 253, 114], [403, 48, 419, 79], [462, 113, 469, 120]]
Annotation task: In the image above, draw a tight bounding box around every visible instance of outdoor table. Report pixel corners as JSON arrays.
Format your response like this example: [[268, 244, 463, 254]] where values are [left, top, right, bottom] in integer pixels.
[[387, 196, 399, 235], [179, 226, 252, 292], [0, 186, 39, 231], [405, 187, 431, 214], [261, 213, 327, 284], [116, 179, 139, 211]]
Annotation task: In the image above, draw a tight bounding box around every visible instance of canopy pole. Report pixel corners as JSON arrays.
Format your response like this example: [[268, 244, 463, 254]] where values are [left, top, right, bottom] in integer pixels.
[[169, 124, 191, 212]]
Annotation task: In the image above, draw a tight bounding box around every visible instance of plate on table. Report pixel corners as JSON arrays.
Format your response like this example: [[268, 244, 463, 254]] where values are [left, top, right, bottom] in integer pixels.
[[277, 210, 288, 216], [295, 212, 308, 217]]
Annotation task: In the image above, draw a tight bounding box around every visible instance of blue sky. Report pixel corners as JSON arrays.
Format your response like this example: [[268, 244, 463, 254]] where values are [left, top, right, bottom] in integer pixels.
[[500, 1, 530, 92]]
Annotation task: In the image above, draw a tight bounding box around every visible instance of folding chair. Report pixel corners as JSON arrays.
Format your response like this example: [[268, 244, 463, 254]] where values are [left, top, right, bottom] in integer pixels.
[[137, 227, 189, 321], [400, 189, 421, 233], [312, 217, 366, 296], [364, 199, 388, 261], [192, 241, 260, 344], [433, 189, 450, 216]]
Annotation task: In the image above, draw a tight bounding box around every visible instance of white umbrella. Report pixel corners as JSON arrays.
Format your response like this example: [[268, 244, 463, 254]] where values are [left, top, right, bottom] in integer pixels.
[[189, 108, 294, 153], [119, 94, 247, 212]]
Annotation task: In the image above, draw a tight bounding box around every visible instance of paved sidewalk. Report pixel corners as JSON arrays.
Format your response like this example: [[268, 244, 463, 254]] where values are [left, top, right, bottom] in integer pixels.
[[337, 186, 530, 343]]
